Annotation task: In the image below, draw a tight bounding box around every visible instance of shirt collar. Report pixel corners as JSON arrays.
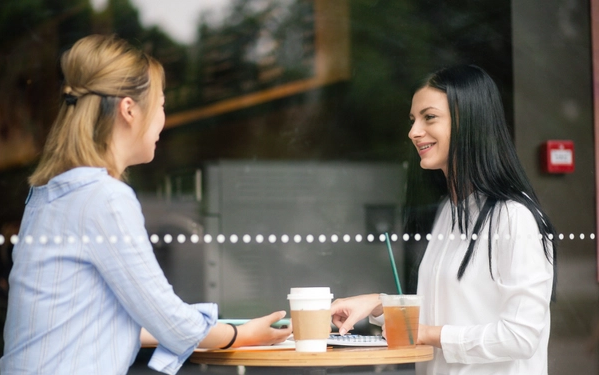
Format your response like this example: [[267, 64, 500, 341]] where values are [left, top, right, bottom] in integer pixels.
[[44, 167, 107, 202]]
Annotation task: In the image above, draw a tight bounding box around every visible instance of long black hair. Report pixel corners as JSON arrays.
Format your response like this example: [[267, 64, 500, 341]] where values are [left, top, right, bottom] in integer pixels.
[[403, 65, 557, 281]]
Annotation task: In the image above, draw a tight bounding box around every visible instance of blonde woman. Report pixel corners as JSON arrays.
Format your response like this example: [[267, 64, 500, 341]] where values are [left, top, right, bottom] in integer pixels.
[[0, 34, 291, 375]]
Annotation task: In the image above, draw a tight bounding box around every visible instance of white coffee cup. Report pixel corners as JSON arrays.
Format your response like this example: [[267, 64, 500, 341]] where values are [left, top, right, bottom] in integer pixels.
[[287, 287, 333, 352]]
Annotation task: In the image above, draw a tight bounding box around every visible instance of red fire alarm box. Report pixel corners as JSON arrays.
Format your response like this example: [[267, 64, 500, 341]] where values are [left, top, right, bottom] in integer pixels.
[[540, 140, 574, 174]]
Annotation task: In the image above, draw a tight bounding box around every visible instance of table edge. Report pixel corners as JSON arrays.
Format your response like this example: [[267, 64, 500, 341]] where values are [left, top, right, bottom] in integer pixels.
[[189, 345, 434, 367]]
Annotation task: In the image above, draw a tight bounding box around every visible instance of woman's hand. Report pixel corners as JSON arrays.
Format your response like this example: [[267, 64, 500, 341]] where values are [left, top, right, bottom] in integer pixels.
[[234, 311, 293, 347], [198, 311, 292, 349], [416, 324, 442, 348], [330, 293, 383, 335], [380, 323, 441, 348]]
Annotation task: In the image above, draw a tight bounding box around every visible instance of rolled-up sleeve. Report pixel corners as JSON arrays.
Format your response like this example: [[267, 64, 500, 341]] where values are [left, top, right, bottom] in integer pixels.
[[149, 303, 218, 374]]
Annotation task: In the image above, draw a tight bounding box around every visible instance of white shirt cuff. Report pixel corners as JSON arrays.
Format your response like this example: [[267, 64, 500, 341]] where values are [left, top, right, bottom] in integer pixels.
[[440, 325, 464, 363], [368, 313, 385, 326]]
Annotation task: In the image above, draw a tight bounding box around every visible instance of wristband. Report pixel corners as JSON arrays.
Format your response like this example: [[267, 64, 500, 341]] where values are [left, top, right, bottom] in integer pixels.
[[220, 323, 237, 349]]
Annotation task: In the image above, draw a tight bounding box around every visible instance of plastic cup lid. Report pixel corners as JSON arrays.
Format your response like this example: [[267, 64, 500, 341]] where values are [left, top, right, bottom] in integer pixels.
[[287, 287, 333, 300]]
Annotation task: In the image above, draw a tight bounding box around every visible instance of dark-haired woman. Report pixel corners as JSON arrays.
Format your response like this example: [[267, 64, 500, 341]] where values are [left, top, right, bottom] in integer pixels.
[[330, 65, 556, 375]]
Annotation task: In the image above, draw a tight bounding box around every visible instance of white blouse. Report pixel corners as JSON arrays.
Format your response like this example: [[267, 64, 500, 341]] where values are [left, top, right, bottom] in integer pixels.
[[415, 196, 553, 375]]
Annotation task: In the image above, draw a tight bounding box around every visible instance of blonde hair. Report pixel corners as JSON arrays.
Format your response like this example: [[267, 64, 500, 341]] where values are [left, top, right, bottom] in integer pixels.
[[29, 34, 165, 186]]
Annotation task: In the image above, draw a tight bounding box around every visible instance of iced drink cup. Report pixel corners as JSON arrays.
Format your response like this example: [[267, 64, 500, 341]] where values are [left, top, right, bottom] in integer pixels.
[[380, 294, 421, 348], [287, 287, 333, 352]]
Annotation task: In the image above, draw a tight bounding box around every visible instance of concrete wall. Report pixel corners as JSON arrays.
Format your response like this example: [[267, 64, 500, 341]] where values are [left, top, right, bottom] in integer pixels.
[[512, 0, 598, 373]]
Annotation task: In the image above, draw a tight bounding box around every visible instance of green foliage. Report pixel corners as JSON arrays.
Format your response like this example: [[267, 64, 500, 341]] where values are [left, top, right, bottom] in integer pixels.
[[0, 0, 47, 46]]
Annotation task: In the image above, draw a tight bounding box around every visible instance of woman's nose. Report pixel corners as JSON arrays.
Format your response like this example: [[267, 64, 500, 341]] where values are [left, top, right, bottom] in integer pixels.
[[408, 122, 424, 140]]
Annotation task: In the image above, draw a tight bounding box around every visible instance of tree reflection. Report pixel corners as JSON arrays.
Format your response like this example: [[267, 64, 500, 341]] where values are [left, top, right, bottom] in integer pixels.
[[0, 0, 512, 170], [0, 0, 514, 353]]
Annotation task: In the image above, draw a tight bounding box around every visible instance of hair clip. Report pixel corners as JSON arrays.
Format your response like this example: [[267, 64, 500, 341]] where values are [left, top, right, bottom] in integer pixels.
[[64, 94, 78, 106]]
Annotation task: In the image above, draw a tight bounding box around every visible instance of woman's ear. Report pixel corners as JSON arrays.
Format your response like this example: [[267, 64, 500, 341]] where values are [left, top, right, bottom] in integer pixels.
[[118, 97, 137, 126]]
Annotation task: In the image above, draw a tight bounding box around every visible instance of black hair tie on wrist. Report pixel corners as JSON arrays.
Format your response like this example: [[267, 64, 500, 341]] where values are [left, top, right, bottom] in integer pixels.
[[220, 323, 237, 350], [64, 93, 78, 106]]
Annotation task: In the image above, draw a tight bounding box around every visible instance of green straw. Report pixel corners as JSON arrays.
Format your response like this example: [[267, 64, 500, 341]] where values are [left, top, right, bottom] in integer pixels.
[[384, 232, 413, 345], [385, 232, 403, 295]]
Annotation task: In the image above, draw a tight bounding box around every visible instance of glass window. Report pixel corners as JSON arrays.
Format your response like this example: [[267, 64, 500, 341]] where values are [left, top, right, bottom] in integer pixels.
[[0, 1, 596, 373]]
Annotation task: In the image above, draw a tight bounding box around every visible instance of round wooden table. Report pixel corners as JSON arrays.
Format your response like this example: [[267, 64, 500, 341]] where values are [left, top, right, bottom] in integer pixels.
[[189, 345, 433, 374]]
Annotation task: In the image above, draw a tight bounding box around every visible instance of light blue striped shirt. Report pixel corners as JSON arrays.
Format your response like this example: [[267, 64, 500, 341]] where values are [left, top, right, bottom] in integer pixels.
[[0, 167, 217, 374]]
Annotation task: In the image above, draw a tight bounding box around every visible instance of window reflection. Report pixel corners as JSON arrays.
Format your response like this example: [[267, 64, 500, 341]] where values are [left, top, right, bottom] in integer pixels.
[[0, 0, 597, 372]]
